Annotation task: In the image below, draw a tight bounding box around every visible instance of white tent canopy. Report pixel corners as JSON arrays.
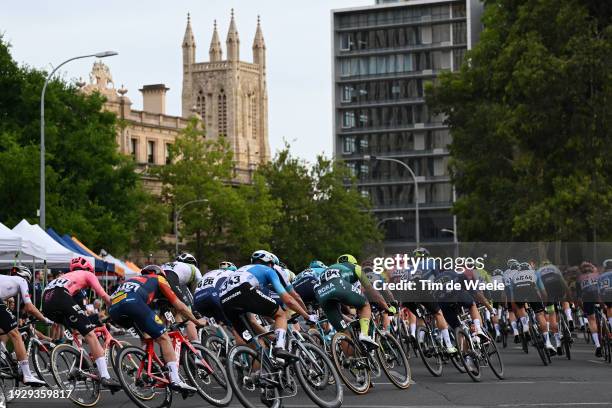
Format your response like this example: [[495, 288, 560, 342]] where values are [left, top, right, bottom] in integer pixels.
[[12, 219, 94, 268], [0, 222, 47, 264]]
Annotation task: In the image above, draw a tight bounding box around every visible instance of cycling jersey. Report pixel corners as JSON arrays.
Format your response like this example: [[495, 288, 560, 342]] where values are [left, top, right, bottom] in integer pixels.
[[161, 261, 202, 288], [45, 270, 109, 302], [110, 275, 178, 306], [599, 271, 612, 305], [295, 267, 325, 282], [536, 265, 566, 303], [219, 264, 289, 297], [293, 267, 325, 305], [195, 269, 230, 293], [0, 275, 31, 303], [193, 269, 231, 325], [576, 271, 600, 302], [319, 262, 368, 287]]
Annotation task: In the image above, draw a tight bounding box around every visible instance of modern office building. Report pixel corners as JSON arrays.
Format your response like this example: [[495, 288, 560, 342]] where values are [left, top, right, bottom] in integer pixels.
[[332, 0, 483, 253]]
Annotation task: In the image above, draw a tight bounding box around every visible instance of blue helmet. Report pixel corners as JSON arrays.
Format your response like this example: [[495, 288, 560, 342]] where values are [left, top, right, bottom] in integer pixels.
[[219, 261, 237, 271], [309, 260, 327, 269]]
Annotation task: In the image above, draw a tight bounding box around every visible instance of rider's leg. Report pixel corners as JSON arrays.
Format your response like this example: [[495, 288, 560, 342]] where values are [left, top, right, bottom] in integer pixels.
[[548, 308, 560, 347], [357, 303, 372, 337], [587, 314, 600, 348], [6, 328, 40, 382], [469, 304, 484, 335], [83, 330, 112, 380], [155, 333, 183, 384], [272, 306, 289, 350]]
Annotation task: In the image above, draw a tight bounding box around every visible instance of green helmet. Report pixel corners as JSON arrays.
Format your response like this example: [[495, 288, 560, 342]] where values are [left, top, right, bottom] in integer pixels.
[[338, 254, 358, 265]]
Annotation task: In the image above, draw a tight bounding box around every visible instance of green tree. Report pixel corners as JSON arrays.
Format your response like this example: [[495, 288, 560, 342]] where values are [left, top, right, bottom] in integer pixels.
[[256, 146, 381, 270], [154, 118, 281, 265], [0, 36, 166, 255], [428, 0, 612, 241]]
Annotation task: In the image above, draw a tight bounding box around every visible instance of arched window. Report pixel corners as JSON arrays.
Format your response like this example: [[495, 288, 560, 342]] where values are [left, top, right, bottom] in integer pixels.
[[251, 95, 257, 139], [218, 90, 227, 136], [196, 90, 206, 119]]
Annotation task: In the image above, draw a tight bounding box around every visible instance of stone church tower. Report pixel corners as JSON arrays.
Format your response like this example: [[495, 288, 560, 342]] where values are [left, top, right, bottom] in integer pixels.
[[181, 11, 270, 183]]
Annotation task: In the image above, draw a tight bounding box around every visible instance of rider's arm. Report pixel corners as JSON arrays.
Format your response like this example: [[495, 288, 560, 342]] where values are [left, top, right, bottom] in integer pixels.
[[158, 276, 202, 326], [289, 289, 308, 312], [279, 292, 310, 320], [23, 303, 49, 323], [85, 273, 111, 306], [357, 266, 391, 312]]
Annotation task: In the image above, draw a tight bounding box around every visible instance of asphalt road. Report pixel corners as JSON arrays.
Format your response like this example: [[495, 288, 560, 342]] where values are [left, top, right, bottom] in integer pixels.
[[9, 335, 612, 408]]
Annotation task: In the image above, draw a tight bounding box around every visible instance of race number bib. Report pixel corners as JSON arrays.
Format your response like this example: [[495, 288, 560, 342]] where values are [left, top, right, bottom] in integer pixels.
[[46, 278, 70, 290], [321, 269, 341, 282]]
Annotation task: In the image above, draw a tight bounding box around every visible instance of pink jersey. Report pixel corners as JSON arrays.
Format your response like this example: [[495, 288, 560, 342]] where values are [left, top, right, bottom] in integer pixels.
[[46, 270, 110, 302]]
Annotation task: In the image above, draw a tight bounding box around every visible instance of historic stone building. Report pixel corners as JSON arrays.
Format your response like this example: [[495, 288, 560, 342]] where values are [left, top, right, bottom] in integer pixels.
[[81, 10, 270, 186], [181, 11, 270, 182]]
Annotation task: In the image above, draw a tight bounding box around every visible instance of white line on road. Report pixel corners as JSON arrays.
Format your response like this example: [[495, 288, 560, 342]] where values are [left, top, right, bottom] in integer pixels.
[[444, 381, 534, 385], [499, 403, 612, 407]]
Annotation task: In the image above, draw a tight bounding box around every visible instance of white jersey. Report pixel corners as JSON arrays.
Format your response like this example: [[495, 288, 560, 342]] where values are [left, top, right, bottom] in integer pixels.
[[161, 261, 202, 287], [218, 269, 260, 296], [272, 265, 292, 287], [0, 275, 31, 303], [195, 269, 230, 293]]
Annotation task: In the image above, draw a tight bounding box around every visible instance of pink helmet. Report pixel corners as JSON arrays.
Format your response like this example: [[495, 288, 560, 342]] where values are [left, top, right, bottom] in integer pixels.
[[70, 256, 94, 273]]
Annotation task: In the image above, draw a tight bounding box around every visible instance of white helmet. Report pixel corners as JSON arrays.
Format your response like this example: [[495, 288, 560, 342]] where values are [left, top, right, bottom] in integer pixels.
[[251, 250, 278, 265], [12, 265, 32, 282], [176, 252, 198, 267]]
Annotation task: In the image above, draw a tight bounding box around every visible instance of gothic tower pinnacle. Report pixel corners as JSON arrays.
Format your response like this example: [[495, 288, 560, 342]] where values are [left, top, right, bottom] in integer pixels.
[[209, 20, 222, 62], [226, 9, 240, 62]]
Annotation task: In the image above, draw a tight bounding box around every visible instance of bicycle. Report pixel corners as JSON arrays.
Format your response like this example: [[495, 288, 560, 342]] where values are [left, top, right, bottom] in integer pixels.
[[115, 320, 232, 408], [555, 303, 573, 360], [226, 313, 342, 408], [454, 306, 504, 382], [594, 304, 611, 363], [50, 318, 126, 407]]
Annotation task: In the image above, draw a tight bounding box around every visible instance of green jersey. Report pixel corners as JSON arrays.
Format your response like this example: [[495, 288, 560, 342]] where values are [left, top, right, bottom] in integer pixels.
[[319, 262, 368, 287]]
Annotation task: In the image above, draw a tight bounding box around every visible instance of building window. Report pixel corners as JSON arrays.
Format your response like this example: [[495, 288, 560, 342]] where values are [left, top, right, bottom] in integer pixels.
[[218, 90, 227, 136], [147, 140, 155, 164], [432, 24, 450, 43], [453, 49, 466, 71], [343, 136, 356, 154], [251, 96, 257, 139], [360, 189, 369, 198], [340, 33, 353, 51], [130, 138, 138, 160], [452, 22, 467, 45], [341, 86, 353, 102], [360, 163, 369, 177], [342, 111, 355, 128], [165, 143, 171, 164], [346, 162, 357, 176], [196, 90, 206, 120]]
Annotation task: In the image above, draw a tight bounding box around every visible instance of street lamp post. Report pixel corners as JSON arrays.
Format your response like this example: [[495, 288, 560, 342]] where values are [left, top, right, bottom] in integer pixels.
[[365, 155, 420, 246], [377, 216, 404, 229], [40, 51, 118, 229], [441, 228, 459, 258], [174, 199, 208, 255]]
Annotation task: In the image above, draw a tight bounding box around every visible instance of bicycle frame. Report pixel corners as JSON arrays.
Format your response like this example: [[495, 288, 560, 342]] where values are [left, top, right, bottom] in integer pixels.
[[68, 324, 122, 382]]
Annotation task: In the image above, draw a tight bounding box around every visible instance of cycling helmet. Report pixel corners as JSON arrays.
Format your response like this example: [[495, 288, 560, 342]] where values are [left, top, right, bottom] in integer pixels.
[[70, 256, 94, 273], [413, 247, 430, 258], [11, 265, 32, 282], [309, 260, 327, 269], [251, 250, 277, 265], [338, 254, 358, 265], [141, 264, 165, 277], [176, 252, 198, 267], [603, 259, 612, 271], [506, 258, 518, 268], [541, 260, 552, 266], [219, 261, 237, 271], [492, 268, 503, 276], [580, 261, 595, 273], [518, 262, 531, 271]]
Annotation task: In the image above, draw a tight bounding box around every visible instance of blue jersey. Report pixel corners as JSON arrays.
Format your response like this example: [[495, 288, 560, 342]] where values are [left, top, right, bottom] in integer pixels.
[[219, 264, 288, 297], [599, 271, 612, 298], [296, 267, 325, 281]]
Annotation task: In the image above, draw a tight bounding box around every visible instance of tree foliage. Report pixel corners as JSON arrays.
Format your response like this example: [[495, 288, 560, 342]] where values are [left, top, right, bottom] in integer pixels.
[[0, 36, 166, 255], [428, 0, 612, 241]]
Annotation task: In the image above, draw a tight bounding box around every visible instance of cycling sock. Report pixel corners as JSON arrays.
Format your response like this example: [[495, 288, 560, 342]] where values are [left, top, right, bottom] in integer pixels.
[[359, 318, 370, 337], [554, 332, 561, 347], [441, 328, 452, 347], [543, 331, 550, 344], [473, 318, 482, 332], [564, 308, 573, 321], [167, 361, 180, 383], [0, 342, 7, 354], [485, 310, 491, 321], [418, 330, 425, 343], [511, 321, 519, 335], [275, 328, 287, 349], [520, 316, 529, 331], [409, 323, 416, 337], [494, 323, 501, 336], [95, 356, 110, 379], [18, 360, 32, 378], [592, 332, 600, 348]]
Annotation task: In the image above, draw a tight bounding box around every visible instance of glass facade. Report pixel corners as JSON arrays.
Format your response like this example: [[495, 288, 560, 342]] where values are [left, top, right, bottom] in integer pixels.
[[333, 0, 476, 248]]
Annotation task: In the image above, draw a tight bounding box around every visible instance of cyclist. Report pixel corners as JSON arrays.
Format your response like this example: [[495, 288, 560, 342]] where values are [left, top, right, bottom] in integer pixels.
[[576, 261, 602, 356], [219, 250, 315, 360], [161, 253, 203, 344], [0, 266, 49, 386], [293, 260, 327, 306], [536, 261, 570, 355], [364, 261, 397, 332], [491, 269, 507, 341], [599, 260, 612, 333], [42, 257, 120, 389], [193, 267, 232, 326], [315, 254, 395, 349], [504, 259, 522, 343], [108, 265, 202, 392], [219, 261, 238, 271], [508, 262, 555, 355]]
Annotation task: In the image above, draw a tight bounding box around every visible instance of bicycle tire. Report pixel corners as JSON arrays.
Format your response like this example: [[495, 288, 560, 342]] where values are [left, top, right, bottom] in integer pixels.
[[416, 326, 442, 377], [225, 345, 281, 408], [115, 345, 172, 408], [31, 342, 54, 387], [483, 339, 504, 379], [50, 343, 101, 407], [293, 342, 343, 408], [109, 340, 128, 378], [182, 342, 232, 406], [454, 328, 480, 382], [530, 327, 548, 366], [0, 352, 17, 403], [330, 331, 370, 395], [203, 334, 228, 364], [377, 332, 411, 389]]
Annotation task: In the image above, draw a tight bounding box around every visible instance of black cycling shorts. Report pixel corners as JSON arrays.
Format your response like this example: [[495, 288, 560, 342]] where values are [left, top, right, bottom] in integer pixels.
[[0, 302, 18, 334], [220, 283, 278, 340], [402, 301, 440, 317], [165, 271, 193, 306], [42, 288, 96, 336], [293, 276, 318, 305]]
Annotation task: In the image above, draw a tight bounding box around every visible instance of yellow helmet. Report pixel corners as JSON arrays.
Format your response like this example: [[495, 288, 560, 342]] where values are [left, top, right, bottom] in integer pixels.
[[338, 254, 358, 265]]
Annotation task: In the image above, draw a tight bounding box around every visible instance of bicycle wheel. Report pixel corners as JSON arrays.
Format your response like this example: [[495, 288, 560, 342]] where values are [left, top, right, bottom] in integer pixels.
[[183, 343, 232, 406], [204, 334, 228, 362], [483, 339, 504, 379], [601, 322, 611, 363], [377, 332, 411, 389], [530, 328, 548, 366], [225, 345, 281, 408], [115, 345, 172, 408], [109, 340, 129, 378], [31, 342, 54, 387], [454, 328, 480, 382], [501, 321, 508, 348], [330, 332, 370, 395], [293, 342, 342, 408], [0, 352, 17, 403], [416, 326, 442, 377], [50, 344, 100, 407]]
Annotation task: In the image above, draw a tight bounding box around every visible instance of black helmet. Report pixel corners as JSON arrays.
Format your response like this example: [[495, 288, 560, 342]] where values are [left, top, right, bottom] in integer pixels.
[[176, 252, 198, 267], [141, 265, 165, 277], [492, 269, 503, 276]]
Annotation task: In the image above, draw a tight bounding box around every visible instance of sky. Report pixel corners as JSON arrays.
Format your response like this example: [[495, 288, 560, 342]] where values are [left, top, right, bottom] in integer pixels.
[[1, 0, 373, 162]]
